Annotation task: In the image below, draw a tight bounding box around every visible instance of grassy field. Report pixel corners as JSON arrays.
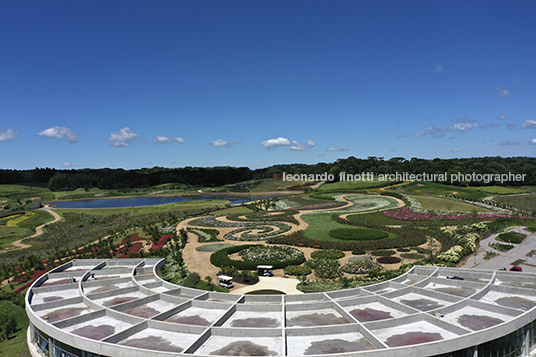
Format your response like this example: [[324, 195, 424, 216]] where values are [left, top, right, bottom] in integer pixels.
[[409, 195, 494, 212], [394, 181, 487, 199], [494, 193, 536, 211], [470, 186, 534, 195], [316, 178, 392, 192], [301, 213, 395, 241]]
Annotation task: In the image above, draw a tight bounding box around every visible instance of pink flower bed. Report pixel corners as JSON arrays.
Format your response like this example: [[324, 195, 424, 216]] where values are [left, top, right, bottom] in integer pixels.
[[151, 235, 172, 250], [383, 207, 519, 221]]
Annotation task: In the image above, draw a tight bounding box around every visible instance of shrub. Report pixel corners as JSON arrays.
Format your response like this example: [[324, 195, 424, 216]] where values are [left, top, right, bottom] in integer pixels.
[[351, 249, 366, 255], [397, 248, 411, 252], [489, 242, 514, 252], [328, 228, 389, 241], [377, 256, 401, 264], [285, 265, 312, 276], [370, 250, 396, 256], [400, 253, 425, 260], [183, 272, 200, 288], [308, 258, 341, 279], [310, 249, 345, 260], [210, 245, 306, 270], [496, 232, 526, 244]]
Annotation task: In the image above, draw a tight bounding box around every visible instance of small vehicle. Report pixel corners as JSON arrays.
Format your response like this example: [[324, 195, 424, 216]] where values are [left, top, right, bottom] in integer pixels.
[[257, 265, 274, 277], [446, 275, 464, 280], [510, 266, 523, 272], [217, 275, 234, 288]]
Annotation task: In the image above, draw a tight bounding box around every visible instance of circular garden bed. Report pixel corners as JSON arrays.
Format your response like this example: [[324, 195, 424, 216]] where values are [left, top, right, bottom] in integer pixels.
[[210, 245, 305, 270]]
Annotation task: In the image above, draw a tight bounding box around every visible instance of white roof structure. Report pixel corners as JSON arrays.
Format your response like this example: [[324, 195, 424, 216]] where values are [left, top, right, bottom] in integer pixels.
[[26, 258, 536, 357]]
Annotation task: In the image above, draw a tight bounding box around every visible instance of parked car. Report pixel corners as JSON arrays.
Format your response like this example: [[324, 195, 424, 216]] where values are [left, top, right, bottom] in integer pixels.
[[510, 266, 523, 272]]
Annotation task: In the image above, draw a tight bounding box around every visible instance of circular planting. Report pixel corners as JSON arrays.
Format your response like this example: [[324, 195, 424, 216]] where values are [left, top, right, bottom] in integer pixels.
[[328, 227, 389, 241], [342, 261, 382, 275], [210, 244, 306, 270], [239, 245, 303, 262], [284, 265, 312, 276], [377, 256, 402, 264]]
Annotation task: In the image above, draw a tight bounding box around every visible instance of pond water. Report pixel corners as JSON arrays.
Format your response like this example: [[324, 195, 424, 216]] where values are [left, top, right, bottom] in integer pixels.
[[52, 195, 279, 209]]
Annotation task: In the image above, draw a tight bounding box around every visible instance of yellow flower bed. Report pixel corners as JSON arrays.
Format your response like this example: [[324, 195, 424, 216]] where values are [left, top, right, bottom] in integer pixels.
[[7, 211, 35, 227]]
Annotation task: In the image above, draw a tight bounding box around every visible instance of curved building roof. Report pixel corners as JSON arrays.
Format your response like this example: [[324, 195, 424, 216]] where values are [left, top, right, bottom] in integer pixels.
[[26, 258, 536, 356]]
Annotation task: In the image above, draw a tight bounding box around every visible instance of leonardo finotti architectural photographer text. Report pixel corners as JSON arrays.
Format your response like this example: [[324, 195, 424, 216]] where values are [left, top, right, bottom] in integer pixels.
[[282, 172, 527, 184]]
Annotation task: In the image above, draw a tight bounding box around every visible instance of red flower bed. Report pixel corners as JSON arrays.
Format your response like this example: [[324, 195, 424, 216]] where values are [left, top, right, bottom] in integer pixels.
[[117, 242, 143, 258], [151, 235, 172, 250], [377, 256, 401, 264]]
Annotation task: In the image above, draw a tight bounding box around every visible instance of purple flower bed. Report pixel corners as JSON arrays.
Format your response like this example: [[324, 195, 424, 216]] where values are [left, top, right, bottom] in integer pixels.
[[383, 207, 519, 221]]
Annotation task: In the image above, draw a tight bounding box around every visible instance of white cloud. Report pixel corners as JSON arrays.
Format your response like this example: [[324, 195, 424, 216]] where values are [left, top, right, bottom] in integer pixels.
[[111, 141, 130, 147], [108, 127, 138, 142], [326, 147, 350, 152], [61, 162, 73, 167], [495, 86, 511, 98], [497, 115, 507, 120], [290, 141, 306, 151], [0, 128, 19, 142], [108, 127, 138, 147], [522, 120, 536, 129], [306, 140, 316, 148], [452, 149, 461, 152], [434, 64, 443, 73], [450, 122, 479, 131], [498, 141, 520, 146], [210, 139, 240, 148], [260, 137, 291, 149], [153, 135, 185, 144], [397, 132, 409, 138], [529, 139, 536, 145], [38, 126, 79, 143], [414, 130, 426, 137], [153, 135, 170, 144]]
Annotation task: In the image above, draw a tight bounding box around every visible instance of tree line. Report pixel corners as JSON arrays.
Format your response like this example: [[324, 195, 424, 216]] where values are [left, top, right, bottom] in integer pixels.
[[1, 156, 535, 191]]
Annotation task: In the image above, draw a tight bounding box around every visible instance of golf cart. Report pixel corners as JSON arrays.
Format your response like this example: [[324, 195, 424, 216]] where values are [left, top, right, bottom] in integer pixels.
[[217, 275, 234, 288], [257, 265, 274, 277]]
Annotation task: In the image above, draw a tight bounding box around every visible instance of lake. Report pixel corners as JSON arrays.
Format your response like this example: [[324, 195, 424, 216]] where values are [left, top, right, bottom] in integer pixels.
[[52, 195, 274, 209]]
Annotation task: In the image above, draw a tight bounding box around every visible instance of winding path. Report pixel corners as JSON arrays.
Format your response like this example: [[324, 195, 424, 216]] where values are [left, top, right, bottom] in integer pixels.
[[1, 208, 62, 253]]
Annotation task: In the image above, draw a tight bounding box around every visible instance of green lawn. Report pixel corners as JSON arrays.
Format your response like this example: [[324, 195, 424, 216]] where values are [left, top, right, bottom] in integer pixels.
[[301, 213, 395, 241], [396, 181, 487, 199], [409, 195, 494, 212]]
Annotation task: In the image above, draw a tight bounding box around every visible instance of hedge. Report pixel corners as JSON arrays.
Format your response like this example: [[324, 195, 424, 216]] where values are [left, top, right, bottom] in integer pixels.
[[310, 249, 345, 260], [210, 244, 306, 270], [328, 227, 389, 241]]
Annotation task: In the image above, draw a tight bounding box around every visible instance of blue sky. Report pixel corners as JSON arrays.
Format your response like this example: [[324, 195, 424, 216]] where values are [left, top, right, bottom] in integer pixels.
[[1, 0, 535, 170]]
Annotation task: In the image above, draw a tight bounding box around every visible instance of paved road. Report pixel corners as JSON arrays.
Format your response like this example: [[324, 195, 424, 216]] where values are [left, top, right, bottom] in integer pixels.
[[459, 226, 536, 273]]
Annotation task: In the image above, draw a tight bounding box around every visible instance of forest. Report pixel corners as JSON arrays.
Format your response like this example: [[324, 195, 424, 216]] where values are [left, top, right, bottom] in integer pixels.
[[1, 156, 535, 191]]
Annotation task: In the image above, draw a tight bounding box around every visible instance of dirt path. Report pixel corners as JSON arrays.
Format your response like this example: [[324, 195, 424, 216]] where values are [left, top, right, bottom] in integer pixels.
[[1, 208, 62, 253]]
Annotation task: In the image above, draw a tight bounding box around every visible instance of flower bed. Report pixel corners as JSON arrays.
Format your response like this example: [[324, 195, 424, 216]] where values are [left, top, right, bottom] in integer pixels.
[[377, 256, 401, 264], [306, 258, 342, 279], [210, 244, 305, 270], [310, 249, 345, 260], [342, 260, 382, 274], [239, 245, 303, 262], [383, 206, 520, 221]]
